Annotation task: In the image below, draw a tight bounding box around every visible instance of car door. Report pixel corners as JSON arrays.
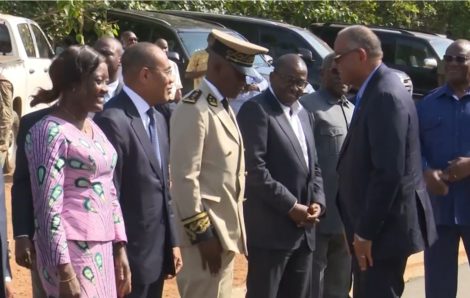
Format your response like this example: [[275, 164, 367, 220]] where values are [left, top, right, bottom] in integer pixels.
[[387, 35, 437, 96], [30, 23, 53, 90]]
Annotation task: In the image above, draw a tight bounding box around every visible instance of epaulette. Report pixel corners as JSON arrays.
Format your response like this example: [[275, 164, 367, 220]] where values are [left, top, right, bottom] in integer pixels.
[[206, 94, 218, 107], [182, 211, 215, 244], [182, 89, 202, 104]]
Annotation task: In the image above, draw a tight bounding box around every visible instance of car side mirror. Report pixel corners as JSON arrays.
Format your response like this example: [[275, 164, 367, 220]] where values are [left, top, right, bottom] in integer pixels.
[[167, 51, 180, 63], [423, 58, 438, 69], [263, 54, 273, 64]]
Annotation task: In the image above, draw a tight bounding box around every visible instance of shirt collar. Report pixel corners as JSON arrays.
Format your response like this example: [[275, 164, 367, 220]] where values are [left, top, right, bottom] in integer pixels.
[[203, 78, 225, 102], [317, 88, 350, 106], [356, 63, 381, 100], [442, 83, 470, 100], [123, 85, 151, 117], [268, 85, 303, 116]]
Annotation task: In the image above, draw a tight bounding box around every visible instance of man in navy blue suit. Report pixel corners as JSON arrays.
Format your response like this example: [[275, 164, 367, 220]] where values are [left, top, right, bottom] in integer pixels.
[[94, 42, 181, 298], [334, 25, 437, 298], [238, 54, 325, 298]]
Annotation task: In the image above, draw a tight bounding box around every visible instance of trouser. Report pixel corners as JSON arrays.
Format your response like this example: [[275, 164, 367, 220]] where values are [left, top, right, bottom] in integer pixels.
[[177, 245, 235, 298], [425, 225, 470, 298], [352, 256, 407, 298], [312, 232, 351, 298], [246, 239, 313, 298]]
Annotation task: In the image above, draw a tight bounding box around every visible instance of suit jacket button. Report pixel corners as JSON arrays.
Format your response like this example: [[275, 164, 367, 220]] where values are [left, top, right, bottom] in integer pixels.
[[244, 171, 248, 176]]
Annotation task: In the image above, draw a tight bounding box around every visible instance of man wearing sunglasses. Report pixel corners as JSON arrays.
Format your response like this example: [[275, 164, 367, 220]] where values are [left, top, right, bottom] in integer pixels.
[[237, 54, 325, 298], [334, 25, 437, 298], [417, 39, 470, 298]]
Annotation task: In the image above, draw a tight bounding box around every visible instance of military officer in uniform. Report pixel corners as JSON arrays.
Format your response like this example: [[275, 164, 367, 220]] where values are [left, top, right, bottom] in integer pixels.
[[169, 29, 268, 298]]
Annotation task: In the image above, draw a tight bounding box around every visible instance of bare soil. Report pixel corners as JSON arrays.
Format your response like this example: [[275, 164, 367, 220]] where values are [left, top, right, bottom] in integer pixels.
[[3, 174, 247, 298]]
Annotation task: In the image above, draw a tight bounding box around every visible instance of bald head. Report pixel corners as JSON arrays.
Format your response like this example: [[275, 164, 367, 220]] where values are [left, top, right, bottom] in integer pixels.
[[94, 36, 121, 51], [155, 38, 168, 50], [93, 36, 123, 81], [273, 53, 308, 74], [121, 42, 166, 82], [337, 25, 383, 60], [448, 39, 470, 53], [121, 31, 138, 48], [321, 53, 335, 70], [270, 54, 308, 105]]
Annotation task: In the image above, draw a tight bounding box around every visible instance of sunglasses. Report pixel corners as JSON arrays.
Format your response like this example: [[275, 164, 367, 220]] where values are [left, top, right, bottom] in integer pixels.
[[334, 48, 360, 62], [274, 71, 309, 89], [443, 54, 469, 64]]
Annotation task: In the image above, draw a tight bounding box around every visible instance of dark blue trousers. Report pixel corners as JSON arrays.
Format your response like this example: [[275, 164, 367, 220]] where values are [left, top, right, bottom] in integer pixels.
[[425, 225, 470, 298]]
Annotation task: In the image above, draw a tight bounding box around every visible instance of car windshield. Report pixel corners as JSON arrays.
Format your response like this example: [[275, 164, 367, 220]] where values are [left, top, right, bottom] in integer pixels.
[[291, 27, 333, 58], [179, 31, 269, 68], [429, 38, 453, 59]]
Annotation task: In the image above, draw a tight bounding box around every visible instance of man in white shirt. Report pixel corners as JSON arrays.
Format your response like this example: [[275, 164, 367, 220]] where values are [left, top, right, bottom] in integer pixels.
[[155, 38, 183, 102], [237, 53, 325, 298]]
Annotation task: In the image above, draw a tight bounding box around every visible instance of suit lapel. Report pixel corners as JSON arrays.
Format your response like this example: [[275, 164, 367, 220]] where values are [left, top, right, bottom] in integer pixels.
[[122, 95, 163, 178], [298, 109, 314, 171], [267, 91, 308, 172], [338, 64, 386, 165]]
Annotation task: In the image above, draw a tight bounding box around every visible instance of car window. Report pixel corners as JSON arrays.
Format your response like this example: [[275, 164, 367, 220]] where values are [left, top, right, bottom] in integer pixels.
[[0, 23, 12, 54], [291, 27, 332, 59], [17, 23, 36, 58], [31, 24, 53, 58], [429, 38, 453, 59], [377, 34, 396, 65], [179, 31, 269, 68], [258, 26, 303, 58], [395, 39, 434, 68]]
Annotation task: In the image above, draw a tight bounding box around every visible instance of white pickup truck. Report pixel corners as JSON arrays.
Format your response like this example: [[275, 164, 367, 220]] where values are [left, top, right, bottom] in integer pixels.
[[0, 14, 54, 171]]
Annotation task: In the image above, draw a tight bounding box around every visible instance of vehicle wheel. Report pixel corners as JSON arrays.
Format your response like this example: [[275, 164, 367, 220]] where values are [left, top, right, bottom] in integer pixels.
[[3, 111, 19, 174]]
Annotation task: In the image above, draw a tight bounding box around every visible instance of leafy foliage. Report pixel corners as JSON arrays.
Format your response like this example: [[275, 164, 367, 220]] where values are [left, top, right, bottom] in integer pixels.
[[0, 0, 469, 46]]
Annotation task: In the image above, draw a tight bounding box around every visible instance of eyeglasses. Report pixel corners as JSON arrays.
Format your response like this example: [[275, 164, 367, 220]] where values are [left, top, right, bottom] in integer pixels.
[[274, 71, 309, 89], [443, 54, 470, 64], [145, 66, 173, 77], [334, 48, 360, 62]]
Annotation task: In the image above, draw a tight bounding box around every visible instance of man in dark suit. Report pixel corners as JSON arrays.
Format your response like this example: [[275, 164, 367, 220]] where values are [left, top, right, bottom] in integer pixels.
[[94, 42, 182, 298], [237, 53, 325, 298], [333, 25, 437, 298]]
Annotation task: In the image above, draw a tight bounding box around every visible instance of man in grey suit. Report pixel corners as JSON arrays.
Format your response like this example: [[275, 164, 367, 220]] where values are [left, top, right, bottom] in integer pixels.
[[301, 53, 353, 298], [238, 54, 325, 298]]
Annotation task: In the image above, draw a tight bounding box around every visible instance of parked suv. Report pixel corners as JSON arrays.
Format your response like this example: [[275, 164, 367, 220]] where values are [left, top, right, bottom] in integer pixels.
[[106, 9, 273, 94], [310, 23, 453, 97], [0, 14, 54, 172], [158, 10, 333, 89]]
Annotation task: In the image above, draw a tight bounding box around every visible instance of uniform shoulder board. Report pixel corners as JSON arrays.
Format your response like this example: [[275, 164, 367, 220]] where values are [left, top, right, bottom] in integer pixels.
[[182, 89, 202, 104], [206, 94, 218, 107]]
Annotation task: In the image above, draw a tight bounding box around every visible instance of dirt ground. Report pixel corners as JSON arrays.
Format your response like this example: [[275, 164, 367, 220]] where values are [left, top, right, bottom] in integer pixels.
[[3, 174, 247, 298]]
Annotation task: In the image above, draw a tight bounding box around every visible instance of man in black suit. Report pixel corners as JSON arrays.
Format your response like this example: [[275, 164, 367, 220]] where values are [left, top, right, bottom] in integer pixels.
[[95, 42, 182, 298], [237, 54, 325, 298], [333, 25, 437, 298]]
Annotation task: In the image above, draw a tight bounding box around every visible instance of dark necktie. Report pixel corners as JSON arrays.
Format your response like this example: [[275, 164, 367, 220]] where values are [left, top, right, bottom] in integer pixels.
[[221, 98, 230, 112], [146, 108, 162, 169]]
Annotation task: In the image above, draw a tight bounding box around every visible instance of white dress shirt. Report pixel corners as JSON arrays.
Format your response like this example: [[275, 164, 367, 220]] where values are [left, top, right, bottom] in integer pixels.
[[269, 86, 309, 167]]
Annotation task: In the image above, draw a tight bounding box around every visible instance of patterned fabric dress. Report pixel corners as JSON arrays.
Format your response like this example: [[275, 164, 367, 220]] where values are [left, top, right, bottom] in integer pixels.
[[25, 115, 127, 298]]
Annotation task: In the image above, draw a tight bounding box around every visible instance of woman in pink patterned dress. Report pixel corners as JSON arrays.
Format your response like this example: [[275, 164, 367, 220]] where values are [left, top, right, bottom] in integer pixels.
[[25, 46, 131, 298]]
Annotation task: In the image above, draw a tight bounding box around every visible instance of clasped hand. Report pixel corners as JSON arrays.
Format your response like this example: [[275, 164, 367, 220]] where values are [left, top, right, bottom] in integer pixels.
[[288, 202, 321, 227]]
